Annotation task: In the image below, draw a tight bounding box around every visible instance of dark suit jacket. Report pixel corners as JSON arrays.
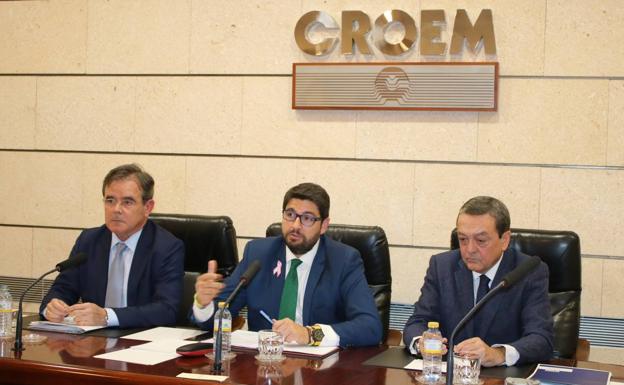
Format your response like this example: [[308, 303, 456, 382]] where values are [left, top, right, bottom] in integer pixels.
[[195, 235, 382, 347], [40, 220, 185, 328], [402, 248, 554, 365]]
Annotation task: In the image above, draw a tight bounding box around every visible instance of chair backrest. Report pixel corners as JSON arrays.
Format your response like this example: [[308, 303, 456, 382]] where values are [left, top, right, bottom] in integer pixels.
[[150, 213, 239, 326], [450, 228, 582, 359], [266, 223, 392, 343]]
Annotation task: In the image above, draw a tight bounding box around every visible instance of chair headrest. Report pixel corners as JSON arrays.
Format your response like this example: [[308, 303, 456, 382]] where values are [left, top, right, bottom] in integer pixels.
[[151, 213, 239, 275]]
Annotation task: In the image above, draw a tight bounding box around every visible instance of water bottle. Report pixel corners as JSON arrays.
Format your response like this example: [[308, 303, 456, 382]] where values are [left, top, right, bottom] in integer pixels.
[[422, 321, 443, 383], [214, 302, 232, 358], [0, 285, 13, 338]]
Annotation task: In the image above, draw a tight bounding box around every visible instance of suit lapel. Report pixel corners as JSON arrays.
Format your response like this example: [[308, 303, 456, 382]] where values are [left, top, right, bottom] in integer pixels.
[[474, 249, 515, 340], [302, 237, 326, 325], [267, 244, 287, 317], [454, 258, 475, 338], [94, 229, 112, 306], [126, 220, 154, 306]]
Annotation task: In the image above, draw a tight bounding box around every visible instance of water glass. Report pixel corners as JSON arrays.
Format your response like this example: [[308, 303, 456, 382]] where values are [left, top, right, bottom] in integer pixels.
[[256, 330, 284, 362], [453, 354, 481, 384]]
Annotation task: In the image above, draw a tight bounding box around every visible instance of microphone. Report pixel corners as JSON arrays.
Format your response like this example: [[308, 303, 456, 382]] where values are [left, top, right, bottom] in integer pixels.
[[445, 255, 541, 385], [14, 252, 88, 352], [56, 252, 88, 272], [213, 260, 261, 373]]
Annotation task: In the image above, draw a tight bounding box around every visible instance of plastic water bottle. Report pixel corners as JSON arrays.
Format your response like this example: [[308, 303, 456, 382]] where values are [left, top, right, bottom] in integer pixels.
[[422, 321, 443, 383], [214, 302, 232, 358], [0, 285, 12, 338]]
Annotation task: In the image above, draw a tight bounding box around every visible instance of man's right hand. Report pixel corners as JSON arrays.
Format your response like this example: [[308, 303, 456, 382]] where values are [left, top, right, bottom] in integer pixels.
[[194, 260, 224, 307], [45, 298, 70, 322]]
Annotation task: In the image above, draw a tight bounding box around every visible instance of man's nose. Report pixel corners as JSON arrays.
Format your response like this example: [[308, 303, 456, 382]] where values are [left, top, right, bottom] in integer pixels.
[[466, 238, 478, 253]]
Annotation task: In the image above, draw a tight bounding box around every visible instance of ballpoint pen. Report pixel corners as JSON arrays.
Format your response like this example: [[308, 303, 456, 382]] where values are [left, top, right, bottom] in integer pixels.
[[260, 310, 274, 325]]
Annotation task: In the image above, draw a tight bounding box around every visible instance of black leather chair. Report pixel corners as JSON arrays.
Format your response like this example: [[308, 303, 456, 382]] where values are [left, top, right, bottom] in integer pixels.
[[450, 228, 585, 359], [150, 213, 239, 326], [266, 223, 393, 343]]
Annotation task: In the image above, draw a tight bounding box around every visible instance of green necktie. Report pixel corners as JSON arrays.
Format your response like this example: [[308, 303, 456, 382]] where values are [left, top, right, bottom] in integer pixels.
[[278, 258, 303, 320]]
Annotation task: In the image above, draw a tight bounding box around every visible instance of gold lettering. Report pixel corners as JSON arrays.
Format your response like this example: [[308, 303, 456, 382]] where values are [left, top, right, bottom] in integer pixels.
[[374, 10, 417, 55], [420, 10, 446, 55], [294, 11, 339, 56], [341, 11, 372, 55], [450, 9, 496, 55]]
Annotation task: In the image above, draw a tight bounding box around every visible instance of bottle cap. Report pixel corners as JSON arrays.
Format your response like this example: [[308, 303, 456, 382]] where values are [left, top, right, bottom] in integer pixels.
[[427, 321, 439, 328], [218, 301, 227, 308]]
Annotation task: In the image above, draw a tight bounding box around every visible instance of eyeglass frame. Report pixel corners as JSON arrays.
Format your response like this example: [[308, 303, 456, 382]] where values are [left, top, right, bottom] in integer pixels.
[[282, 208, 323, 227]]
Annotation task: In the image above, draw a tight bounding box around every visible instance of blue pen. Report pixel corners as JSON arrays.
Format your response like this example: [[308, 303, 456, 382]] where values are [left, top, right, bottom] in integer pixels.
[[260, 310, 274, 325]]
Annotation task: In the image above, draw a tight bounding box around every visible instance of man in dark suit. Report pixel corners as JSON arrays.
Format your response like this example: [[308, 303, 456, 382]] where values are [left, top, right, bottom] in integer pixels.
[[403, 196, 553, 366], [41, 164, 184, 328], [192, 183, 382, 347]]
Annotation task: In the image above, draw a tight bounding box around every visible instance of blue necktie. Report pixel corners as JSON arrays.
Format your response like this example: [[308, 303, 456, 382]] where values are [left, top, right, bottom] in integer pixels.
[[105, 242, 127, 308]]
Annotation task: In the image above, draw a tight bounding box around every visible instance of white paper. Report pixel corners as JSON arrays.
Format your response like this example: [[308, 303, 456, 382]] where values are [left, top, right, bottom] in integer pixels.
[[226, 330, 338, 357], [28, 321, 106, 334], [131, 338, 193, 353], [177, 373, 228, 382], [609, 381, 624, 385], [121, 327, 205, 342], [404, 358, 448, 373], [95, 348, 179, 365]]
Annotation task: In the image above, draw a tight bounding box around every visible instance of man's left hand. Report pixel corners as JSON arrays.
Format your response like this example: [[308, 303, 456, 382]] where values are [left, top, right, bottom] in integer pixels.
[[272, 318, 309, 345], [454, 337, 505, 367], [68, 303, 108, 326]]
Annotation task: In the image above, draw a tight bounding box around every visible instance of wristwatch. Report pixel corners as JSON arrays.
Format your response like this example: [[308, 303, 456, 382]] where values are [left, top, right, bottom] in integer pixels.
[[307, 324, 324, 346]]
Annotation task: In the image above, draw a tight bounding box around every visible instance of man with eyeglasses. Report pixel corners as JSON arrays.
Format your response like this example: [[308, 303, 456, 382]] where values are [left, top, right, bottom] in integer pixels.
[[40, 164, 184, 328], [192, 183, 382, 347], [402, 196, 553, 367]]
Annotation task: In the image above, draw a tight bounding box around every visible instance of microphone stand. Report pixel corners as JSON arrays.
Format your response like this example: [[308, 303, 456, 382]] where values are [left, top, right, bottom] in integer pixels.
[[14, 267, 57, 352], [445, 281, 505, 385], [212, 279, 247, 374]]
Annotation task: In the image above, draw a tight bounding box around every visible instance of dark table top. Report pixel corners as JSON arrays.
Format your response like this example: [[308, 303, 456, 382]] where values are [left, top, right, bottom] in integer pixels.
[[0, 330, 622, 385]]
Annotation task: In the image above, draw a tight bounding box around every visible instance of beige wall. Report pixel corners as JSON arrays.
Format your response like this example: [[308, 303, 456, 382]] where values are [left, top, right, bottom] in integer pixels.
[[1, 0, 623, 333]]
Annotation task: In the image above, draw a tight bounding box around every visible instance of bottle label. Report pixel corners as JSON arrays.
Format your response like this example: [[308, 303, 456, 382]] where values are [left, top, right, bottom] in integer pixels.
[[214, 319, 232, 333], [423, 338, 442, 354]]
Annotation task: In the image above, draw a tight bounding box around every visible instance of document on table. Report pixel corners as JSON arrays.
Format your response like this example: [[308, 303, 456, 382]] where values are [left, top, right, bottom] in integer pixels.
[[528, 363, 611, 385], [121, 327, 206, 341], [94, 338, 191, 365], [225, 330, 339, 358], [28, 321, 106, 334], [404, 358, 448, 372]]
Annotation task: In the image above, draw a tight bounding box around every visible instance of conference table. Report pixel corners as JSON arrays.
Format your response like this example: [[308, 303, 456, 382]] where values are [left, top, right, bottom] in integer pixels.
[[1, 329, 623, 385]]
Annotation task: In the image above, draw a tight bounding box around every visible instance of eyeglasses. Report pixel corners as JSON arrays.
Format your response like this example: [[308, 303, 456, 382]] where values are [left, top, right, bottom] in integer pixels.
[[282, 209, 322, 227], [103, 197, 138, 209]]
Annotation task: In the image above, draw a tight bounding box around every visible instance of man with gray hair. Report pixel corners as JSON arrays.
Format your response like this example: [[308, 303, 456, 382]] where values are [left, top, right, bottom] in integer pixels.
[[403, 196, 553, 366], [41, 164, 184, 328]]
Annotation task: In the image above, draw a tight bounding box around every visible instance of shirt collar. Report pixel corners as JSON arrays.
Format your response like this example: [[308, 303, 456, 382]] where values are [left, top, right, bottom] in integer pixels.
[[111, 229, 142, 254], [472, 251, 504, 282], [285, 238, 321, 266]]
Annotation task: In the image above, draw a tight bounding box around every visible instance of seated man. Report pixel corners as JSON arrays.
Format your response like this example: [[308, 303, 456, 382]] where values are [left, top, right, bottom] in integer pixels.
[[40, 164, 184, 328], [192, 182, 382, 347], [403, 196, 553, 366]]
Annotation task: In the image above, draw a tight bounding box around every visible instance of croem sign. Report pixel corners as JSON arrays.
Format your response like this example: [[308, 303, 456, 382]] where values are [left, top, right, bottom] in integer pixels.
[[294, 9, 496, 57]]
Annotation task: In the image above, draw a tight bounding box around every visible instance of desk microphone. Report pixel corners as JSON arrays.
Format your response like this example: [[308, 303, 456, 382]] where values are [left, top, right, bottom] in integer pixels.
[[213, 260, 261, 373], [14, 252, 88, 352], [445, 255, 541, 385]]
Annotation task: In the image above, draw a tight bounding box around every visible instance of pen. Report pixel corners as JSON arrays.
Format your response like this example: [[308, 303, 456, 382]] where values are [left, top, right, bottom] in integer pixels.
[[260, 310, 274, 325]]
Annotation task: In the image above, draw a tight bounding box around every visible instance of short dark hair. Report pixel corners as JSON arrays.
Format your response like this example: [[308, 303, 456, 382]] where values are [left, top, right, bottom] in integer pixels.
[[458, 196, 510, 237], [102, 163, 154, 202], [282, 183, 330, 219]]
